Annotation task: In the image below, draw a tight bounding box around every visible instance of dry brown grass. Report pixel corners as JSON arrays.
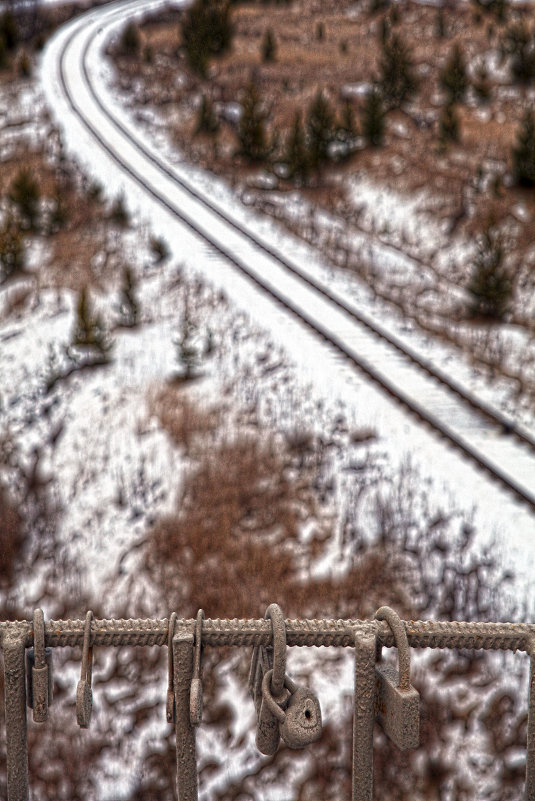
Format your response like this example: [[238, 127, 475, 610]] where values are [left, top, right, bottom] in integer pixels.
[[149, 384, 222, 454]]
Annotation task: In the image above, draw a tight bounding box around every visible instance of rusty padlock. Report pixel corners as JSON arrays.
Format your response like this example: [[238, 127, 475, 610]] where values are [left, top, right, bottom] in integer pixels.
[[374, 606, 419, 751], [261, 670, 322, 749], [254, 604, 289, 756], [26, 609, 52, 723], [25, 649, 53, 717], [279, 682, 322, 749]]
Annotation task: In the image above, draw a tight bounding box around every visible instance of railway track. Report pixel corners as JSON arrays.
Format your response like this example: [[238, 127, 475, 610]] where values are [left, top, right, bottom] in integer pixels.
[[48, 0, 535, 510]]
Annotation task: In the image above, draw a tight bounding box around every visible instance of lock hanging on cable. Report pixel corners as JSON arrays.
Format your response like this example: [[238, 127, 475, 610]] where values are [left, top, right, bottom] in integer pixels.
[[26, 608, 53, 723], [374, 606, 419, 751]]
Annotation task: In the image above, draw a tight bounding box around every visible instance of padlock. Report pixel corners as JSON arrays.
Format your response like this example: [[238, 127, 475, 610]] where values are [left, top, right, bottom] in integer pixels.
[[256, 669, 290, 755], [374, 606, 419, 751], [259, 669, 321, 752], [26, 647, 53, 721], [280, 684, 322, 749]]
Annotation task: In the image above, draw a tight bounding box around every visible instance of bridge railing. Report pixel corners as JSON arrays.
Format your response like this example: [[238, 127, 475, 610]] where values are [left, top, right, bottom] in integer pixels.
[[1, 610, 534, 801]]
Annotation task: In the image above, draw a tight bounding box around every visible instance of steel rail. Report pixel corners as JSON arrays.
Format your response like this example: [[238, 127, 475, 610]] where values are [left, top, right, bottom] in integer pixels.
[[75, 1, 535, 454], [54, 3, 535, 510]]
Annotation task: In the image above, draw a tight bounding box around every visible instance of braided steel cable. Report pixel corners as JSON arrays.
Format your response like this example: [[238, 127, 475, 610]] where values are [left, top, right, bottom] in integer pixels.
[[0, 617, 531, 652]]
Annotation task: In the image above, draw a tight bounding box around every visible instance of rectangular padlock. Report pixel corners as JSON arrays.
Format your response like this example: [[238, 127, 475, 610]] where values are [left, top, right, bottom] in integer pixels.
[[26, 647, 53, 721], [375, 662, 419, 750]]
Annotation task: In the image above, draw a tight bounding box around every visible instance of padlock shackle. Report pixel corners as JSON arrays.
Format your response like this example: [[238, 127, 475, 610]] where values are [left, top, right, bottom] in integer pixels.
[[33, 609, 46, 669], [261, 669, 291, 723], [374, 606, 411, 692], [265, 604, 287, 698]]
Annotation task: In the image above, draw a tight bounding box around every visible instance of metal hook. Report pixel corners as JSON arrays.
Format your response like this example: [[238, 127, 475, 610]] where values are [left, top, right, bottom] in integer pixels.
[[166, 612, 177, 723], [190, 609, 204, 726], [265, 603, 287, 698], [76, 611, 94, 728]]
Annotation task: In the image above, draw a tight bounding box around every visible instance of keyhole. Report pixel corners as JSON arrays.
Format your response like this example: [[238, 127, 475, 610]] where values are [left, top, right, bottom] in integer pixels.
[[305, 709, 311, 719]]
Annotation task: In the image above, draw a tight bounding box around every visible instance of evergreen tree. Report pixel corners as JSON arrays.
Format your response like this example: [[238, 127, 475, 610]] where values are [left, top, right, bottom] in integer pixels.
[[378, 31, 419, 109], [70, 288, 113, 361], [118, 267, 139, 328], [181, 0, 233, 77], [109, 193, 129, 227], [0, 215, 24, 282], [306, 90, 335, 168], [285, 112, 311, 183], [467, 224, 513, 320], [439, 102, 460, 143], [261, 27, 277, 62], [150, 235, 169, 262], [0, 11, 19, 51], [439, 44, 469, 103], [9, 168, 40, 230], [0, 35, 8, 70], [236, 80, 270, 162], [362, 86, 385, 146], [501, 21, 535, 84], [512, 109, 535, 187], [175, 295, 200, 380], [195, 93, 219, 135], [120, 21, 140, 56], [473, 63, 492, 103]]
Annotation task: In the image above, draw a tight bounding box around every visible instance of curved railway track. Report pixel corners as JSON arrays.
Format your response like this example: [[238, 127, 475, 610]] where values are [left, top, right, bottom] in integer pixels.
[[50, 0, 535, 510]]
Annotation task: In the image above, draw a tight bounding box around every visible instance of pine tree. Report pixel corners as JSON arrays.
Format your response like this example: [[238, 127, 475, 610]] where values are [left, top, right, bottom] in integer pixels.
[[0, 34, 8, 70], [439, 44, 469, 103], [70, 288, 113, 361], [175, 294, 200, 380], [473, 63, 492, 103], [512, 109, 535, 187], [0, 11, 19, 51], [362, 86, 385, 146], [378, 31, 419, 109], [439, 102, 460, 144], [118, 267, 139, 328], [306, 90, 335, 168], [285, 112, 311, 183], [120, 21, 140, 56], [181, 0, 233, 77], [467, 224, 513, 320], [9, 168, 40, 230], [236, 80, 270, 162], [501, 21, 535, 84], [261, 28, 277, 62], [109, 193, 129, 227], [195, 93, 219, 135], [0, 215, 25, 282]]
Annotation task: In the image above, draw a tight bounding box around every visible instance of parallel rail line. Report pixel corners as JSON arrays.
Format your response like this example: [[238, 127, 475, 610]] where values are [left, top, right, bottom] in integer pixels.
[[56, 0, 535, 510]]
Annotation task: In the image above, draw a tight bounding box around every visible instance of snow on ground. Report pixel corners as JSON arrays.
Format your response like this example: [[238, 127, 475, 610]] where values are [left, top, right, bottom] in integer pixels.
[[0, 2, 533, 795]]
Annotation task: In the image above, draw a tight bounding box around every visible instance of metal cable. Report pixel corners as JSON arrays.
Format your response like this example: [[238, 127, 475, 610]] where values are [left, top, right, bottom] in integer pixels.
[[1, 617, 531, 652]]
